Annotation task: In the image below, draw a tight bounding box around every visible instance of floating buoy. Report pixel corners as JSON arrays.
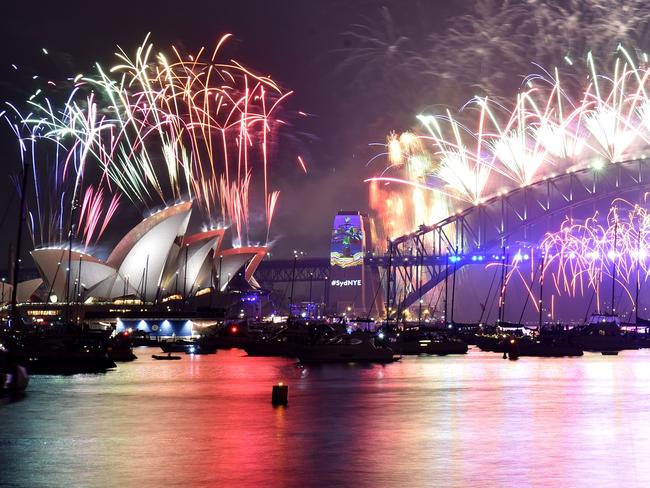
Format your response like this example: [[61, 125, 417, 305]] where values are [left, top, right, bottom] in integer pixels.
[[508, 339, 520, 360], [272, 382, 288, 406]]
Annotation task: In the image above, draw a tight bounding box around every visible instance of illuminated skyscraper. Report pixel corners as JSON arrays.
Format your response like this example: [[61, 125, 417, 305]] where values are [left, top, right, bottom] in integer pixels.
[[329, 212, 382, 317]]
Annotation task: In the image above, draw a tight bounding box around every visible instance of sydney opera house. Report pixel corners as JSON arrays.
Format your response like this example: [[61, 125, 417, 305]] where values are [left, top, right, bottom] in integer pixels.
[[8, 202, 267, 308]]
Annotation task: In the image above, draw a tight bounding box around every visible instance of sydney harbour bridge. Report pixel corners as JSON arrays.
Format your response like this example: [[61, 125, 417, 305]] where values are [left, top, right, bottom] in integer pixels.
[[255, 156, 650, 320]]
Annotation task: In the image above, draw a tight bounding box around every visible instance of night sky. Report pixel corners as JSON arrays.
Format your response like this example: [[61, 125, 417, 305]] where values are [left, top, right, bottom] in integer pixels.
[[0, 1, 463, 262], [3, 1, 645, 266]]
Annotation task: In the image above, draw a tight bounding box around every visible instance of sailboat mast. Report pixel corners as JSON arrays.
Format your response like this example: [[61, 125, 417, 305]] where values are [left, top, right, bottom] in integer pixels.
[[636, 225, 642, 323], [498, 247, 506, 324], [539, 252, 545, 330], [143, 254, 149, 304], [444, 253, 449, 324], [64, 221, 74, 324], [610, 220, 618, 315], [385, 240, 392, 321], [450, 255, 458, 324], [417, 248, 423, 326], [183, 244, 189, 311], [289, 250, 300, 317], [10, 163, 29, 327]]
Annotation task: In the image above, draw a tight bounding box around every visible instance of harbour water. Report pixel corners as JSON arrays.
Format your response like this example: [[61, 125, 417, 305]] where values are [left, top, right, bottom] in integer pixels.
[[3, 348, 650, 487]]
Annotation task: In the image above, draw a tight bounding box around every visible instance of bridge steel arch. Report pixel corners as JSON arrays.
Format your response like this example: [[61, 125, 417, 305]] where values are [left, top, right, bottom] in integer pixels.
[[385, 157, 650, 313]]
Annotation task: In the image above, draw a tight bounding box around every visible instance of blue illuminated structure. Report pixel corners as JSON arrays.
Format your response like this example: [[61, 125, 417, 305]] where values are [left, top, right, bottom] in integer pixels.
[[116, 319, 194, 338]]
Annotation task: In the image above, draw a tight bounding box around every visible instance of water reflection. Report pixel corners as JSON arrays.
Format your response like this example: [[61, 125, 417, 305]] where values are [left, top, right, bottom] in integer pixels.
[[2, 348, 650, 487]]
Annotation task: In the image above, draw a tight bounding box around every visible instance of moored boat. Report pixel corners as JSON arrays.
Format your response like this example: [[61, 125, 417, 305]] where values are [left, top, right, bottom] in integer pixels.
[[393, 331, 468, 355], [297, 335, 396, 364], [244, 320, 340, 358], [8, 325, 116, 374], [567, 314, 642, 352], [198, 321, 263, 349], [476, 325, 583, 357], [108, 331, 137, 362], [511, 337, 583, 357]]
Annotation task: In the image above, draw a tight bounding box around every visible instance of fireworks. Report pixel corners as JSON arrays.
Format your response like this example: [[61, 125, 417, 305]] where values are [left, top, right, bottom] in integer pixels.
[[368, 46, 650, 317], [5, 34, 301, 250], [541, 199, 650, 310], [3, 98, 120, 248], [368, 48, 650, 242], [343, 2, 650, 244]]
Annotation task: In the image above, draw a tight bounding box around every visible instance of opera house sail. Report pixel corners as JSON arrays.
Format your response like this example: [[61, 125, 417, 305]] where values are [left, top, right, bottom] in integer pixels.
[[25, 201, 266, 305]]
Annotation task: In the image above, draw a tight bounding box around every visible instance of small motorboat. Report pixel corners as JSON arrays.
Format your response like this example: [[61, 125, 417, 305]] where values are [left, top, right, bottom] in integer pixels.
[[152, 353, 182, 360], [159, 339, 196, 353]]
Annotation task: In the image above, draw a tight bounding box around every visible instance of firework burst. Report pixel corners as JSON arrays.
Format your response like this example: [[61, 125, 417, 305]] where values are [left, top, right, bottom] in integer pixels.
[[7, 34, 302, 250], [369, 48, 650, 243]]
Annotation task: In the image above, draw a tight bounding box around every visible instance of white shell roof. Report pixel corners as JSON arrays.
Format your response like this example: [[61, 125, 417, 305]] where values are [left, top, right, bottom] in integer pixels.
[[160, 229, 225, 297], [107, 203, 192, 301], [32, 248, 117, 300], [215, 246, 267, 291], [28, 203, 265, 302], [0, 278, 44, 304]]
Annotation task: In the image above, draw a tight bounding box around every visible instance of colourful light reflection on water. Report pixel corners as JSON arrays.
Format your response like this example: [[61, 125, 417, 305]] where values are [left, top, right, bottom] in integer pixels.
[[2, 348, 650, 487]]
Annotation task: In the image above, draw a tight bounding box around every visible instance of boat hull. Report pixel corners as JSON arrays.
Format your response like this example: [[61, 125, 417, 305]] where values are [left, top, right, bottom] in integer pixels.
[[394, 340, 468, 355], [244, 341, 302, 358], [297, 342, 396, 364], [160, 341, 195, 353], [14, 352, 116, 374], [297, 352, 396, 364]]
